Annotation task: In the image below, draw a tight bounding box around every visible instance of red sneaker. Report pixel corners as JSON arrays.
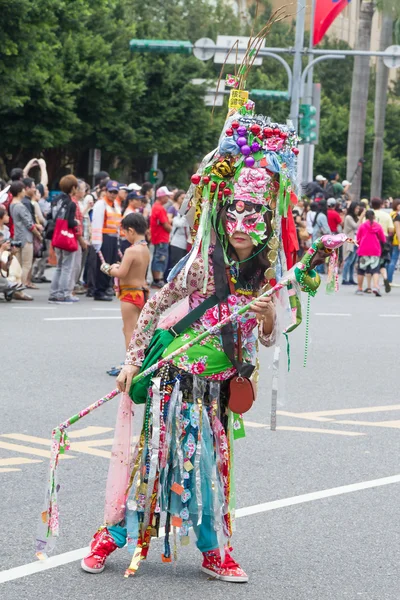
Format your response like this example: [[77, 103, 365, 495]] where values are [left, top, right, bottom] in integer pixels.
[[81, 528, 118, 574], [201, 547, 248, 583]]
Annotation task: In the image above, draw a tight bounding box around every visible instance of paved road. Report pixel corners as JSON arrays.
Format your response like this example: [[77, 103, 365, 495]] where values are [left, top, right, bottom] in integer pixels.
[[1, 276, 400, 599]]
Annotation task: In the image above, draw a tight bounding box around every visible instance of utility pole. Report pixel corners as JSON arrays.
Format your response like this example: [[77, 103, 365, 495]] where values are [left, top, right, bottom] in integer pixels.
[[289, 0, 306, 130], [301, 0, 316, 184]]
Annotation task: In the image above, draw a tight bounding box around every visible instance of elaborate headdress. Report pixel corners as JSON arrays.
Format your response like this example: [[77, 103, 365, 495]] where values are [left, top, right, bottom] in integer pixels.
[[173, 93, 300, 294]]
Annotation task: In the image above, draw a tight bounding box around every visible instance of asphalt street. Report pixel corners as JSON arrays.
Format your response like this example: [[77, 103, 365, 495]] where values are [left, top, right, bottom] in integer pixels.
[[1, 274, 400, 600]]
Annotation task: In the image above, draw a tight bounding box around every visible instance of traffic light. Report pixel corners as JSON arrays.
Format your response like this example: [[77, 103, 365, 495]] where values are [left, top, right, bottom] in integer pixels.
[[130, 39, 193, 54], [148, 169, 159, 184], [299, 104, 317, 143]]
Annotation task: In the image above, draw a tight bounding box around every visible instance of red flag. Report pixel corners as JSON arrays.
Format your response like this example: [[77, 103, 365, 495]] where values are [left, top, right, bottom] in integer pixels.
[[313, 0, 350, 46]]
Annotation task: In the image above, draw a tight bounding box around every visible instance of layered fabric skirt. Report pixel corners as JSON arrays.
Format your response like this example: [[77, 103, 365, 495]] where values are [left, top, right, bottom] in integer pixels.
[[109, 365, 236, 573]]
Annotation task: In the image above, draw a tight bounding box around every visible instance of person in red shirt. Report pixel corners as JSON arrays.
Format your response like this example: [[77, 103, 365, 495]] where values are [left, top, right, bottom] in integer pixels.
[[150, 186, 172, 287], [327, 198, 343, 233]]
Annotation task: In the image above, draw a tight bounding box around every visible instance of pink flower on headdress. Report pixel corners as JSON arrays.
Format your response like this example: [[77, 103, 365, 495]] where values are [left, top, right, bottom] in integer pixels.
[[234, 167, 271, 203], [266, 137, 285, 151]]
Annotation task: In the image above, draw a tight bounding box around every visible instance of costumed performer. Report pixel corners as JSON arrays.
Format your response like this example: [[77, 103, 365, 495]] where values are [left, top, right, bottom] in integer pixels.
[[81, 94, 314, 582]]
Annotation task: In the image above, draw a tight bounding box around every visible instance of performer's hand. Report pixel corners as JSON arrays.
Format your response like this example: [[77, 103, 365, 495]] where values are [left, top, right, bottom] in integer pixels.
[[251, 295, 274, 318], [116, 365, 140, 394]]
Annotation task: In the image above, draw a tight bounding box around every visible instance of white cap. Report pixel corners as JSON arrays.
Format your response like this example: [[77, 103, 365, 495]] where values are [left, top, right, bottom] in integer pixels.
[[0, 185, 10, 204], [316, 175, 326, 182], [327, 197, 336, 207], [128, 183, 141, 191], [156, 186, 173, 198], [342, 180, 351, 187]]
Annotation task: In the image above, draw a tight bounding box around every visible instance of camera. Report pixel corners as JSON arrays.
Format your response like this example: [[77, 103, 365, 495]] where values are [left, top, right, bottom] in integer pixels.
[[10, 240, 22, 248]]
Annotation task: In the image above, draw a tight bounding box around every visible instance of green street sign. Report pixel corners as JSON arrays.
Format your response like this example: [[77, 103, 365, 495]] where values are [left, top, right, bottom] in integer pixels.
[[129, 39, 193, 55], [250, 89, 289, 100]]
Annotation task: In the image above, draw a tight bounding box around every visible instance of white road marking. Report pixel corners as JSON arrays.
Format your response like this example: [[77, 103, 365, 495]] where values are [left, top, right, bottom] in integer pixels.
[[43, 316, 121, 321], [379, 314, 400, 318], [92, 308, 120, 311], [314, 313, 351, 317], [1, 472, 400, 583], [11, 306, 56, 310]]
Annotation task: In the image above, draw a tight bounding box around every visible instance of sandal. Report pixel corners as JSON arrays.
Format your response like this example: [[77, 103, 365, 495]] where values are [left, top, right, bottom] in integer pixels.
[[26, 283, 39, 289], [363, 288, 372, 294], [13, 291, 33, 301]]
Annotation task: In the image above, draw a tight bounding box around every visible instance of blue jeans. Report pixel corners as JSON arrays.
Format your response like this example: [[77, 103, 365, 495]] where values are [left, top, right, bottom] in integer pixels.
[[388, 246, 399, 283], [342, 249, 357, 282]]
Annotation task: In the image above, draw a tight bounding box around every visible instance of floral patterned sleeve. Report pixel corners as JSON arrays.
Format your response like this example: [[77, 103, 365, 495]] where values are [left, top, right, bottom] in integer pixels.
[[125, 258, 205, 366]]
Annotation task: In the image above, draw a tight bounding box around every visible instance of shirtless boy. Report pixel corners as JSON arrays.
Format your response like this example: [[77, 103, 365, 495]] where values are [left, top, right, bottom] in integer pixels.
[[101, 213, 150, 348]]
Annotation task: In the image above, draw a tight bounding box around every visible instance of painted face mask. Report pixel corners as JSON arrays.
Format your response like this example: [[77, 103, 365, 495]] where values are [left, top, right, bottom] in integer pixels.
[[225, 200, 268, 246]]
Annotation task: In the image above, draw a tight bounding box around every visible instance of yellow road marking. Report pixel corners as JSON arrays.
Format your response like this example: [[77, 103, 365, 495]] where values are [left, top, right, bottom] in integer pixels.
[[296, 404, 400, 418], [0, 441, 73, 459], [68, 426, 114, 438], [0, 468, 22, 473], [0, 457, 42, 466], [1, 432, 139, 460], [276, 426, 364, 436]]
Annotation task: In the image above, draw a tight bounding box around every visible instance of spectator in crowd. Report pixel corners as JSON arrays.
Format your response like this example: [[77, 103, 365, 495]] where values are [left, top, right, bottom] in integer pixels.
[[304, 175, 327, 200], [312, 200, 331, 274], [341, 180, 352, 205], [167, 193, 190, 274], [167, 189, 185, 223], [326, 172, 344, 199], [0, 235, 25, 300], [37, 183, 51, 220], [9, 181, 42, 298], [71, 179, 88, 294], [370, 197, 393, 293], [140, 182, 153, 219], [101, 213, 150, 349], [356, 210, 386, 297], [31, 187, 49, 284], [48, 175, 80, 304], [388, 199, 400, 286], [22, 178, 37, 221], [123, 191, 143, 218], [91, 180, 121, 301], [342, 202, 364, 285], [370, 197, 394, 238], [327, 198, 343, 233], [293, 206, 309, 258], [0, 206, 11, 241], [150, 186, 172, 287], [306, 201, 317, 236]]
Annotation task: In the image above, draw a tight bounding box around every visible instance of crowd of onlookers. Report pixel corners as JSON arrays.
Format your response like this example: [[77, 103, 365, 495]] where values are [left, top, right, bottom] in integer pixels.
[[295, 172, 400, 297], [1, 163, 399, 302], [0, 160, 190, 303]]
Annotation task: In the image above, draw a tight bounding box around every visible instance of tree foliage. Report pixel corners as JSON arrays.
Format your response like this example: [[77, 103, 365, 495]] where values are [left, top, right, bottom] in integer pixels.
[[0, 0, 399, 196]]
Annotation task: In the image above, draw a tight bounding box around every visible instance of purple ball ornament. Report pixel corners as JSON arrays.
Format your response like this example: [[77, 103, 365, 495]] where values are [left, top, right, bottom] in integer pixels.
[[251, 142, 261, 153], [237, 136, 247, 147], [244, 156, 255, 167], [241, 145, 251, 156], [237, 126, 247, 136]]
